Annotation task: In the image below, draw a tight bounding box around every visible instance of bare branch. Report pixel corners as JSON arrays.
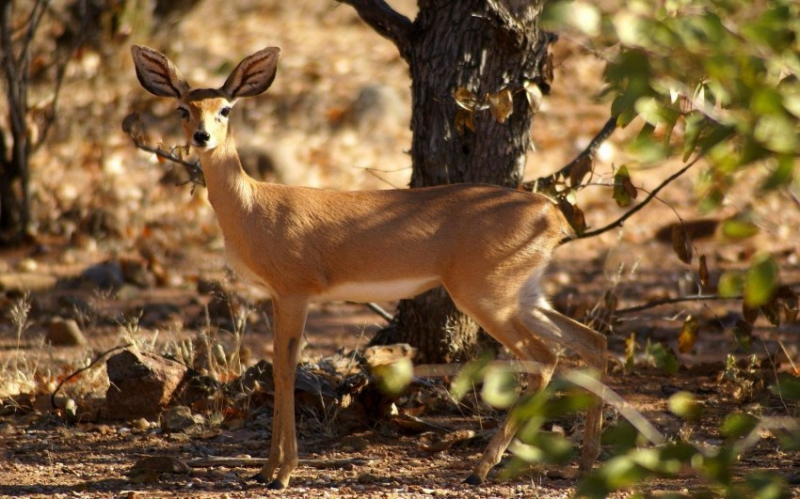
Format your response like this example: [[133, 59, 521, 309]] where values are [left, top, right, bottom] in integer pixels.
[[51, 342, 134, 410], [553, 153, 703, 245], [574, 154, 703, 241], [523, 114, 618, 193], [614, 294, 743, 316], [365, 302, 394, 322], [337, 0, 413, 60], [34, 0, 89, 151]]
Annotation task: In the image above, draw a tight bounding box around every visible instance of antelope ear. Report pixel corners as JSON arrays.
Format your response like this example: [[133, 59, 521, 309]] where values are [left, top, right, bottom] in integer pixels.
[[220, 47, 280, 99], [131, 45, 190, 98]]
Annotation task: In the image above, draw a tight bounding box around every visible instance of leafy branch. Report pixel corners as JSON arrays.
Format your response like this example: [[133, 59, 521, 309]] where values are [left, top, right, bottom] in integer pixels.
[[575, 153, 704, 241]]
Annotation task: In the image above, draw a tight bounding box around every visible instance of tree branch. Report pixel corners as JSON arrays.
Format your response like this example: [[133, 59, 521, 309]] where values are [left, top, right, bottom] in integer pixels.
[[573, 153, 703, 241], [337, 0, 413, 60], [34, 0, 89, 152], [523, 114, 618, 193]]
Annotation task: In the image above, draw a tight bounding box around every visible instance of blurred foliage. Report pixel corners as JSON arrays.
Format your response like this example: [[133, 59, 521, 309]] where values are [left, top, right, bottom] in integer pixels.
[[543, 0, 800, 305], [453, 362, 798, 497]]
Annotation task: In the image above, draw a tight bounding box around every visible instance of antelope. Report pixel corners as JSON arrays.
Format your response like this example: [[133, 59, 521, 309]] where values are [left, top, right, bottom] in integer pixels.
[[131, 45, 607, 490]]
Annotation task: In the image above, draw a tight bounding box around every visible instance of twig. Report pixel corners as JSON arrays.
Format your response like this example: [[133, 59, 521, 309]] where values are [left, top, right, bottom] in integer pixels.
[[614, 294, 743, 316], [33, 0, 89, 152], [523, 114, 618, 193], [122, 112, 205, 189], [51, 343, 133, 410], [336, 0, 413, 60], [364, 302, 394, 322], [570, 153, 704, 242]]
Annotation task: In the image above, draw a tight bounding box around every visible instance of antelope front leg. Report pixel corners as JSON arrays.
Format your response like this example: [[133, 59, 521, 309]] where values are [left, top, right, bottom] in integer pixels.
[[253, 296, 308, 490]]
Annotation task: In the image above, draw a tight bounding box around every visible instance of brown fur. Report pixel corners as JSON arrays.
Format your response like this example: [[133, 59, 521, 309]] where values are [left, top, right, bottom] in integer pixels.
[[131, 45, 606, 489]]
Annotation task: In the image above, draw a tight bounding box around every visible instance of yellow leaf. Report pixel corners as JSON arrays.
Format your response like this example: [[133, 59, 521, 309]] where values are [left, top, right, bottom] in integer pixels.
[[524, 81, 543, 112], [678, 315, 699, 354], [488, 89, 514, 124], [453, 87, 480, 111], [454, 109, 476, 135]]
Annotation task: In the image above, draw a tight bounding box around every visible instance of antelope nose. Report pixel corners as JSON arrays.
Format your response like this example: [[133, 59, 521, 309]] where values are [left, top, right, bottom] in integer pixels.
[[193, 130, 210, 145]]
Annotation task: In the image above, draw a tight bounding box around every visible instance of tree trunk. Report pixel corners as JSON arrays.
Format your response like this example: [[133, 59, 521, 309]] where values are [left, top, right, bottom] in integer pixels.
[[341, 0, 554, 363]]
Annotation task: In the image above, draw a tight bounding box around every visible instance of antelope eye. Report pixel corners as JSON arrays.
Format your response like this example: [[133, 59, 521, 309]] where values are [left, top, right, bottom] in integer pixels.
[[220, 106, 231, 118], [177, 107, 189, 120]]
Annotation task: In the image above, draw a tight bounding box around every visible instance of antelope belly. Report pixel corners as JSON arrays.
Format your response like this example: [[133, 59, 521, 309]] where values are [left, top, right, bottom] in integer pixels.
[[318, 277, 439, 302]]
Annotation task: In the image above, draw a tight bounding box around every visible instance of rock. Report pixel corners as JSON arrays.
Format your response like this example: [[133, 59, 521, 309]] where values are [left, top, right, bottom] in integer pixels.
[[363, 343, 417, 368], [132, 417, 151, 431], [161, 405, 203, 432], [80, 261, 124, 291], [120, 257, 155, 288], [16, 258, 38, 272], [46, 318, 87, 346], [105, 349, 188, 420]]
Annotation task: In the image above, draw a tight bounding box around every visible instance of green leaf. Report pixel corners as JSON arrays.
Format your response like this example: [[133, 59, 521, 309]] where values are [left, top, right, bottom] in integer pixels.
[[650, 343, 679, 375], [718, 271, 745, 297], [721, 217, 759, 239], [761, 156, 796, 191], [770, 374, 800, 402], [602, 420, 640, 453], [450, 354, 492, 401], [720, 413, 759, 440], [733, 319, 753, 352], [577, 454, 651, 498], [682, 113, 705, 162], [744, 255, 779, 308], [668, 391, 703, 421], [613, 165, 637, 207], [755, 114, 799, 154], [481, 366, 518, 409], [372, 357, 414, 397], [743, 471, 790, 499], [698, 124, 735, 154], [513, 431, 575, 465]]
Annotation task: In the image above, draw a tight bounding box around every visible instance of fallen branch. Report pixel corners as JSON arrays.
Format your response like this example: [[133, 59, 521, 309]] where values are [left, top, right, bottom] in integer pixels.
[[613, 294, 743, 316], [51, 342, 133, 410]]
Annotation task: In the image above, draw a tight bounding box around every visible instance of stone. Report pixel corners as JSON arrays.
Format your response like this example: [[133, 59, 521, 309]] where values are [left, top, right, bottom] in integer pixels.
[[80, 261, 124, 291], [0, 273, 57, 293], [161, 405, 202, 432], [104, 349, 188, 420], [46, 318, 87, 346]]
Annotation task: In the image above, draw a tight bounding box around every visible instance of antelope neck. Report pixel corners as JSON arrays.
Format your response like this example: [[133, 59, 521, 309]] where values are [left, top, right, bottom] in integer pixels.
[[197, 140, 256, 213]]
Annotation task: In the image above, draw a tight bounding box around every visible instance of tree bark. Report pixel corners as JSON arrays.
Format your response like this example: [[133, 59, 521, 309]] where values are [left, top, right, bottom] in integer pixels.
[[341, 0, 554, 363]]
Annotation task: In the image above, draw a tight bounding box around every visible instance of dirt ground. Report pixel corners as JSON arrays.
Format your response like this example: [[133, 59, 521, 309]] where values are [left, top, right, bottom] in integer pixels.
[[2, 1, 800, 497]]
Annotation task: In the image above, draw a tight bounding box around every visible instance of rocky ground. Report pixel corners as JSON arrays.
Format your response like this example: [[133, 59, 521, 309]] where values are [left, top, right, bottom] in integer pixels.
[[1, 0, 799, 497]]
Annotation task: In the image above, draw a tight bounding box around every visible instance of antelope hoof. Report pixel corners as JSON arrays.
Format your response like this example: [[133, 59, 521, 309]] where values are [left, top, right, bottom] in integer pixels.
[[267, 479, 287, 490], [464, 473, 484, 486], [250, 471, 271, 483]]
